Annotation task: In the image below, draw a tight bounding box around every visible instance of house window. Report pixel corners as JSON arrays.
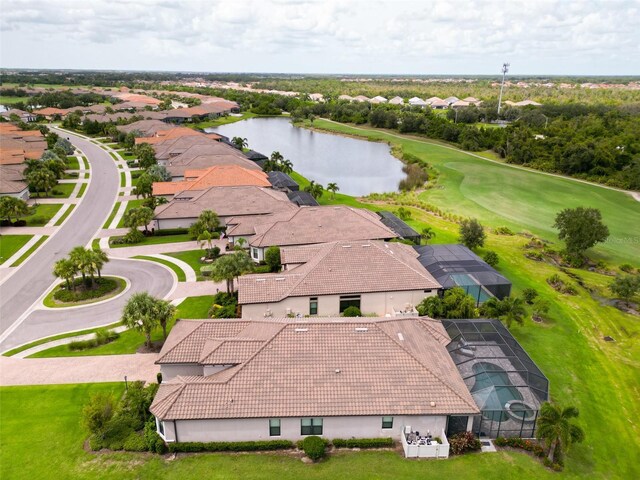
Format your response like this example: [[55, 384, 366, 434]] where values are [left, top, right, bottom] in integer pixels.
[[269, 419, 281, 436], [251, 247, 259, 259], [382, 416, 394, 429], [156, 417, 164, 436], [309, 297, 318, 315], [301, 418, 323, 435], [339, 295, 361, 313]]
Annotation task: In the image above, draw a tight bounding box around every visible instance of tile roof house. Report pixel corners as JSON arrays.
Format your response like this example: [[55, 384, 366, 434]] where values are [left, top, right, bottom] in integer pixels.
[[266, 171, 299, 192], [152, 165, 271, 198], [153, 135, 229, 162], [0, 109, 36, 122], [338, 95, 354, 101], [0, 125, 47, 164], [408, 97, 428, 107], [239, 240, 440, 318], [149, 316, 479, 444], [443, 96, 460, 105], [33, 107, 70, 119], [370, 96, 388, 104], [116, 119, 174, 136], [388, 96, 405, 105], [353, 95, 370, 102], [429, 99, 449, 109], [160, 143, 262, 179], [153, 186, 297, 230], [225, 205, 398, 262], [0, 163, 29, 199]]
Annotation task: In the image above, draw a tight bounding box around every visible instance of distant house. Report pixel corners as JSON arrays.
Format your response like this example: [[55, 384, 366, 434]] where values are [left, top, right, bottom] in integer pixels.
[[152, 165, 271, 199], [370, 96, 388, 104], [267, 171, 299, 192], [413, 244, 512, 305], [33, 107, 70, 120], [308, 93, 324, 102], [443, 96, 460, 106], [514, 100, 542, 107], [243, 150, 269, 169], [227, 205, 398, 262], [462, 97, 482, 106], [1, 109, 36, 122], [388, 96, 404, 105], [153, 186, 297, 230], [353, 95, 370, 102], [161, 143, 261, 180], [116, 119, 174, 137], [150, 316, 479, 446], [0, 164, 29, 200], [286, 190, 319, 207], [338, 95, 354, 101], [408, 97, 428, 107], [429, 99, 449, 109], [239, 240, 441, 318], [450, 100, 471, 109], [425, 96, 443, 105]]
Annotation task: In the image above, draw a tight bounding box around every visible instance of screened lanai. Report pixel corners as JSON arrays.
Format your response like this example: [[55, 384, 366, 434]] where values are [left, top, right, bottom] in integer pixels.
[[442, 319, 549, 438]]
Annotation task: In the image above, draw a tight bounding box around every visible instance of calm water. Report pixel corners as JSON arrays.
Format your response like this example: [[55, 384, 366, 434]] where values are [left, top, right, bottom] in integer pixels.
[[207, 117, 406, 196]]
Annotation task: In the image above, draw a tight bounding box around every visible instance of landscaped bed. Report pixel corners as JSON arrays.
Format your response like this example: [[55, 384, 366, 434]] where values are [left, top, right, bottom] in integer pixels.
[[43, 276, 126, 308]]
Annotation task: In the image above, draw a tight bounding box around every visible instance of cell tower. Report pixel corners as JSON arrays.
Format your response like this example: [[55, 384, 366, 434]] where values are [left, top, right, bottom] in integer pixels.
[[497, 62, 510, 115]]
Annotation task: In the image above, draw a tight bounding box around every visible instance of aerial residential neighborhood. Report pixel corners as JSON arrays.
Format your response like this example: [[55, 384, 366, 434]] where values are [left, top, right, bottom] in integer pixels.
[[0, 1, 639, 480]]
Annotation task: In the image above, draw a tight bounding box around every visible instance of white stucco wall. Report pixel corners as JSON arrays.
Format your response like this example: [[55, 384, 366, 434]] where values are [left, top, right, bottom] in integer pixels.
[[241, 290, 436, 319], [4, 188, 29, 200], [161, 364, 203, 381], [159, 414, 449, 443]]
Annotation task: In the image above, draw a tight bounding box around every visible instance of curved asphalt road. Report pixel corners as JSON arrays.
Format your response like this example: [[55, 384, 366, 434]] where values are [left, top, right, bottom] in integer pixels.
[[0, 129, 174, 351]]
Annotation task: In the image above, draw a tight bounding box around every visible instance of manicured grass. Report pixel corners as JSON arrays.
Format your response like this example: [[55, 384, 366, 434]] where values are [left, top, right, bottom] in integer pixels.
[[165, 249, 206, 275], [47, 182, 76, 198], [116, 199, 144, 228], [119, 171, 126, 187], [110, 152, 119, 161], [0, 95, 29, 104], [121, 152, 136, 160], [110, 233, 193, 248], [42, 276, 126, 308], [77, 182, 87, 197], [66, 156, 80, 169], [10, 235, 48, 266], [189, 111, 258, 129], [54, 205, 75, 226], [133, 255, 187, 282], [102, 202, 120, 229], [0, 234, 33, 264], [24, 203, 62, 226], [31, 296, 214, 358], [91, 238, 101, 250], [0, 383, 570, 480], [306, 119, 640, 265]]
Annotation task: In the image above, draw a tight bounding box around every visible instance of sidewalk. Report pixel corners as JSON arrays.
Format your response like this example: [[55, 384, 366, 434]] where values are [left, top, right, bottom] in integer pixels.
[[168, 280, 225, 300], [107, 240, 207, 257], [0, 226, 58, 235]]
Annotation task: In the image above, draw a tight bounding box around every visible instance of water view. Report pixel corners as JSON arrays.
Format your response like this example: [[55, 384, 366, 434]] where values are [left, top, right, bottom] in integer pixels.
[[207, 117, 406, 196]]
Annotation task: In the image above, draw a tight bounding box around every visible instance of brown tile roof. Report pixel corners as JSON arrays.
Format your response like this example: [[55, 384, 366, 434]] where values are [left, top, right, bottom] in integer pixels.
[[33, 107, 70, 116], [153, 165, 270, 196], [116, 120, 173, 136], [0, 163, 27, 194], [84, 112, 136, 123], [247, 206, 398, 248], [153, 135, 224, 160], [150, 317, 479, 420], [0, 128, 46, 163], [238, 241, 440, 304], [153, 186, 297, 220]]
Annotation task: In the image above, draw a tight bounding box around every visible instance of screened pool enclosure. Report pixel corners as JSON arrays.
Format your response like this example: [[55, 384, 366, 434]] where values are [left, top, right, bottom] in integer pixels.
[[442, 319, 549, 438]]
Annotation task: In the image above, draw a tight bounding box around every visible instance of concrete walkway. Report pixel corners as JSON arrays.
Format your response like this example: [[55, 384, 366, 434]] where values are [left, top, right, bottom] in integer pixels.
[[107, 240, 208, 258], [28, 198, 79, 205], [0, 354, 159, 385], [0, 226, 58, 235], [107, 200, 128, 230], [45, 203, 72, 227], [168, 280, 225, 300]]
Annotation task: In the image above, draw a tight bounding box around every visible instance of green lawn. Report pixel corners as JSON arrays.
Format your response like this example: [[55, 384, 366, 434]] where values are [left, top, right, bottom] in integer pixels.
[[110, 233, 193, 248], [0, 235, 33, 264], [121, 152, 136, 160], [110, 152, 120, 162], [165, 249, 206, 275], [133, 255, 187, 282], [0, 95, 29, 104], [66, 156, 80, 169], [188, 111, 258, 129], [307, 119, 640, 265], [24, 203, 63, 226], [102, 202, 120, 229], [77, 183, 87, 197], [48, 182, 76, 198], [10, 235, 48, 266], [116, 199, 144, 228], [31, 296, 214, 358], [54, 205, 75, 226], [120, 171, 126, 186], [0, 383, 578, 480]]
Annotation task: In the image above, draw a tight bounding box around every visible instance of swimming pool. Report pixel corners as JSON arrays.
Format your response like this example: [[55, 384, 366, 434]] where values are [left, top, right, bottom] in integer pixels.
[[470, 362, 523, 421]]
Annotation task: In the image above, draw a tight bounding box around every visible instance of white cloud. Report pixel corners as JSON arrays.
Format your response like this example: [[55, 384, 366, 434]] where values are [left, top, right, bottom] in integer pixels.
[[0, 0, 638, 74]]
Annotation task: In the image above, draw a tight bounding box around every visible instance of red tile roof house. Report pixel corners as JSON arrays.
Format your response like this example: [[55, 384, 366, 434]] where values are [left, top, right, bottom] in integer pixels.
[[225, 205, 398, 262], [238, 240, 441, 319], [152, 186, 298, 230], [149, 316, 479, 451]]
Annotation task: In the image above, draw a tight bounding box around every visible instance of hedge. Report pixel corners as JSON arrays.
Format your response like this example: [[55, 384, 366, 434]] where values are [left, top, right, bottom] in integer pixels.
[[332, 438, 394, 449], [54, 278, 118, 302], [167, 439, 294, 453], [153, 227, 189, 237]]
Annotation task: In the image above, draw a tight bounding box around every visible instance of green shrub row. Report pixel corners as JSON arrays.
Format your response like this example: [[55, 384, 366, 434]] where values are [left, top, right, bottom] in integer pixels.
[[54, 278, 118, 302], [332, 438, 393, 449], [153, 227, 189, 237], [167, 439, 294, 453], [68, 328, 119, 351], [494, 436, 545, 457]]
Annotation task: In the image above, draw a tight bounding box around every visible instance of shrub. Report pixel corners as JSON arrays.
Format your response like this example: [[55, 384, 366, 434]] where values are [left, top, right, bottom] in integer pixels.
[[619, 263, 634, 273], [494, 226, 515, 235], [89, 435, 103, 451], [95, 328, 119, 345], [448, 431, 481, 455], [522, 288, 538, 304], [54, 278, 118, 303], [332, 438, 393, 449], [483, 251, 499, 267], [153, 227, 189, 237], [101, 415, 138, 450], [123, 432, 148, 452], [123, 229, 145, 244], [302, 436, 326, 461], [157, 372, 163, 384], [342, 306, 362, 317], [82, 392, 116, 434], [265, 246, 281, 272], [144, 418, 167, 453], [168, 440, 294, 453], [69, 339, 97, 351]]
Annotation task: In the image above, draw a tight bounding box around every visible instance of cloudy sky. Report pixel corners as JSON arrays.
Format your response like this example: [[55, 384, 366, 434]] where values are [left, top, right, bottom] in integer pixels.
[[1, 0, 639, 75]]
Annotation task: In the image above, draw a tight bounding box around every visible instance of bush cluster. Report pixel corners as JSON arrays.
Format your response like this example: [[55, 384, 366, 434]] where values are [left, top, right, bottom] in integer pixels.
[[342, 306, 362, 317], [301, 436, 326, 461], [68, 328, 119, 351], [54, 278, 118, 303], [332, 438, 393, 449], [448, 431, 482, 455], [494, 436, 545, 457], [207, 292, 239, 318], [168, 439, 294, 453], [153, 227, 189, 237]]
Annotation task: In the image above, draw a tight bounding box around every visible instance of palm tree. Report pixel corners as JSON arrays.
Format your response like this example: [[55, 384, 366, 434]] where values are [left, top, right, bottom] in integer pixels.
[[232, 136, 248, 150], [89, 248, 109, 280], [270, 151, 284, 163], [153, 298, 176, 340], [53, 258, 77, 291], [0, 196, 30, 224], [121, 292, 161, 348], [327, 182, 339, 199], [304, 180, 324, 199], [420, 227, 436, 244], [482, 296, 526, 328], [26, 168, 57, 198], [536, 402, 585, 463], [123, 206, 153, 234], [210, 251, 254, 293], [280, 159, 293, 174], [69, 246, 90, 286], [197, 231, 213, 253]]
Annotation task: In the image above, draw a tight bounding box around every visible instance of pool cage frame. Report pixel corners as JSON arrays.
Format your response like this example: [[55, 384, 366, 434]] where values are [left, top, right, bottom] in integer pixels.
[[442, 319, 549, 438]]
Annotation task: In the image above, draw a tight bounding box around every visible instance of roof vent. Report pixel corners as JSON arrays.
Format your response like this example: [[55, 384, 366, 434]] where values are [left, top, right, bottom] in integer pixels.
[[295, 328, 308, 333], [362, 244, 371, 247], [341, 245, 352, 248], [256, 279, 266, 283], [275, 277, 285, 281], [430, 401, 436, 407], [335, 369, 341, 374], [397, 333, 405, 341], [355, 327, 368, 332]]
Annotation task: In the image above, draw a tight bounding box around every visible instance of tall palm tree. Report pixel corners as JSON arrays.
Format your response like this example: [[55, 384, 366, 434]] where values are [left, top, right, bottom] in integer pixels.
[[280, 159, 293, 174], [481, 296, 526, 328], [153, 298, 176, 340], [270, 151, 284, 163], [304, 180, 324, 199], [90, 247, 109, 279], [232, 136, 248, 150], [420, 227, 436, 244], [53, 258, 77, 291], [327, 182, 339, 199], [536, 402, 585, 463], [69, 246, 90, 286], [121, 292, 160, 348]]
